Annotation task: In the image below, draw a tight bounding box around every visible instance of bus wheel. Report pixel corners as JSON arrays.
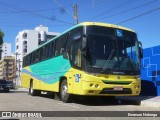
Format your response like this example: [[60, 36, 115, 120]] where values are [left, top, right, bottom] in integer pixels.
[[60, 80, 72, 103], [29, 81, 40, 96]]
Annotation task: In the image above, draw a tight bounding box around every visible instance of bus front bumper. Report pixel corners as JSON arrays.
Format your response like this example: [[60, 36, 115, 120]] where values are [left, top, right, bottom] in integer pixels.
[[79, 80, 141, 96]]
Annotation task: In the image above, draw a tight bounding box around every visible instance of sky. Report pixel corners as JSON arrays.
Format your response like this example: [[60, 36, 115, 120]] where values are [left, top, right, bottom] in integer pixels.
[[0, 0, 160, 53]]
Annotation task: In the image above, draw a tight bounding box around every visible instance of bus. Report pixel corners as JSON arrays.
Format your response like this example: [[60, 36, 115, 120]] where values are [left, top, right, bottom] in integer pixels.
[[21, 22, 143, 103]]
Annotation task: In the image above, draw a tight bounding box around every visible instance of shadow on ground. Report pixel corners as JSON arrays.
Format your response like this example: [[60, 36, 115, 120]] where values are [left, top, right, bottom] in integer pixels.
[[0, 89, 28, 93], [37, 93, 141, 106]]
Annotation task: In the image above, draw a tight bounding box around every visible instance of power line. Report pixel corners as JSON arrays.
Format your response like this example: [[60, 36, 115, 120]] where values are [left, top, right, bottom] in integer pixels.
[[0, 5, 71, 13], [94, 0, 110, 8], [101, 0, 158, 20], [116, 6, 160, 24], [0, 24, 71, 28], [0, 1, 74, 25], [90, 0, 135, 20]]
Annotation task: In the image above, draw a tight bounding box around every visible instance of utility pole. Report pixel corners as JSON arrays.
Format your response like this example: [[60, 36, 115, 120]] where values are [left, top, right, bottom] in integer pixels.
[[54, 1, 78, 24], [14, 52, 20, 86], [15, 52, 20, 74], [74, 4, 78, 24], [18, 59, 22, 77]]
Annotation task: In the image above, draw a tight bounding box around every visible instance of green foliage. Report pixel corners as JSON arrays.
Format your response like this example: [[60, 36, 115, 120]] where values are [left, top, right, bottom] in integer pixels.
[[0, 29, 4, 45], [0, 29, 4, 59]]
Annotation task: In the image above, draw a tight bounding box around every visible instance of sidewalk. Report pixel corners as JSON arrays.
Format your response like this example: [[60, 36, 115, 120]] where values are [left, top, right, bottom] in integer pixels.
[[116, 96, 160, 108]]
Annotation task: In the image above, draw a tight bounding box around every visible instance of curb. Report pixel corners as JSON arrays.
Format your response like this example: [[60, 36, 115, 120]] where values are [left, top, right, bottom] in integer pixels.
[[116, 96, 160, 108], [141, 99, 160, 108]]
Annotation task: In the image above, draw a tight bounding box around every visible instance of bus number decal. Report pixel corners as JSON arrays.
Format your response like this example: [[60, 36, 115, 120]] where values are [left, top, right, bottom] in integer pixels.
[[75, 74, 80, 82]]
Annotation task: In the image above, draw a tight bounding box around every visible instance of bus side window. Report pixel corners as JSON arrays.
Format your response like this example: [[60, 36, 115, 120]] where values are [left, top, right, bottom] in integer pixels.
[[41, 46, 45, 60], [32, 52, 36, 64], [36, 49, 40, 62], [44, 44, 48, 59], [23, 56, 26, 67], [27, 54, 31, 66], [66, 27, 83, 50], [38, 47, 43, 61], [55, 39, 60, 56], [31, 52, 34, 64], [52, 41, 55, 57], [55, 34, 69, 56], [62, 33, 69, 51], [48, 42, 53, 58]]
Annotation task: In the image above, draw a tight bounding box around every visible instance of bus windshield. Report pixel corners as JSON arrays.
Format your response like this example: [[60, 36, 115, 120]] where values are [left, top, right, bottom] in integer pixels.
[[85, 26, 140, 74]]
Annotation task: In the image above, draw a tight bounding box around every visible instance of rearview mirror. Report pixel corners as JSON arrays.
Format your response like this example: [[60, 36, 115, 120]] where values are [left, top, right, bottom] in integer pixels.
[[138, 41, 143, 58]]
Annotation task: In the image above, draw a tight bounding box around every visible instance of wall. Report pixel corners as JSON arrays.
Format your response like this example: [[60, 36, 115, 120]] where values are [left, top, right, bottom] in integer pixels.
[[141, 45, 160, 96]]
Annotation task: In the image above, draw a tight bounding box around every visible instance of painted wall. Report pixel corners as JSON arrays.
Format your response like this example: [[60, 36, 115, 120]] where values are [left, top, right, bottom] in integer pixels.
[[141, 45, 160, 96]]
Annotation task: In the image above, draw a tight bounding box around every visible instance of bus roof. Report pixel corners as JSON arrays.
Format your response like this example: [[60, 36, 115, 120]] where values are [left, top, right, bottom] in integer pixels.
[[79, 22, 135, 32], [24, 22, 135, 57]]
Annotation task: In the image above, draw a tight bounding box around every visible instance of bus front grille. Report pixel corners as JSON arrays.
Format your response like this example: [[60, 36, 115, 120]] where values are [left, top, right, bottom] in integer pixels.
[[99, 88, 132, 94], [102, 80, 132, 85]]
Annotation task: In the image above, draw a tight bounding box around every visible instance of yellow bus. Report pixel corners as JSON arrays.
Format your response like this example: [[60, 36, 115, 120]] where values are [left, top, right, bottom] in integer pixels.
[[21, 22, 143, 102]]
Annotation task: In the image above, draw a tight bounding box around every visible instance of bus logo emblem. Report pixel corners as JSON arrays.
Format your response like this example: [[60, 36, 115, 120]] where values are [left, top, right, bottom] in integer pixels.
[[117, 75, 120, 79]]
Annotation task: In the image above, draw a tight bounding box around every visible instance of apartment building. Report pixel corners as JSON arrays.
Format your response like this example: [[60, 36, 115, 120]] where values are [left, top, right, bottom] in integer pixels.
[[0, 56, 16, 80], [15, 25, 60, 72], [1, 42, 11, 59]]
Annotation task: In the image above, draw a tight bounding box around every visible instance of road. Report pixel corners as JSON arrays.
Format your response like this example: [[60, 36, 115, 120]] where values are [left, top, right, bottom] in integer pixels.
[[0, 88, 160, 120]]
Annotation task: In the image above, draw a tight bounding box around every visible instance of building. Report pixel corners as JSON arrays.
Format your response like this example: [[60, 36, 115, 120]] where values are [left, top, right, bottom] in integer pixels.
[[141, 45, 160, 96], [15, 25, 60, 72], [0, 56, 16, 80], [1, 42, 11, 59]]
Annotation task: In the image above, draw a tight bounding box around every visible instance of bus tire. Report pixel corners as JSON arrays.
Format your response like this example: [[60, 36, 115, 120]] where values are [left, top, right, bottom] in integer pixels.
[[29, 81, 40, 96], [60, 79, 72, 103]]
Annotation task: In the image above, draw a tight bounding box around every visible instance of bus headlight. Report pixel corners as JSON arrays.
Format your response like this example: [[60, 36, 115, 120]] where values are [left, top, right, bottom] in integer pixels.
[[134, 85, 140, 89], [90, 83, 94, 87], [95, 84, 99, 88]]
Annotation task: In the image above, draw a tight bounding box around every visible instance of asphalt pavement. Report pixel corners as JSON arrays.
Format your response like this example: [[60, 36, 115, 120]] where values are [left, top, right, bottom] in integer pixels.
[[7, 87, 160, 108], [117, 96, 160, 108]]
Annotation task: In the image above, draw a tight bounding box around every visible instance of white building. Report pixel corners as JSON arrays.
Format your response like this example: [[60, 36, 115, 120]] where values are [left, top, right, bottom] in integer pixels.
[[15, 25, 60, 75], [1, 42, 12, 59]]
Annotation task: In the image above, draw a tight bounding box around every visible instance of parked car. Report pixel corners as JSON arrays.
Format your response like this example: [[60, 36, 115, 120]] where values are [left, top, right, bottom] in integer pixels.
[[0, 79, 11, 92], [7, 80, 15, 89]]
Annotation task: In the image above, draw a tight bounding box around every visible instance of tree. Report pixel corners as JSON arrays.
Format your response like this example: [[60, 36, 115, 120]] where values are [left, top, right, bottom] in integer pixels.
[[0, 29, 4, 59], [0, 29, 4, 44]]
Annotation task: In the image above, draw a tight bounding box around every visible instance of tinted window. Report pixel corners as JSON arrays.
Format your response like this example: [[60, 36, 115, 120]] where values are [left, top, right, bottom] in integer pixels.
[[55, 34, 68, 56], [66, 27, 83, 52], [87, 26, 115, 37]]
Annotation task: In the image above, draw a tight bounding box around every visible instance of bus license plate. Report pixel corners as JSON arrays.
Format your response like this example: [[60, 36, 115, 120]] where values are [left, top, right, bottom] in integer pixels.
[[114, 86, 123, 91]]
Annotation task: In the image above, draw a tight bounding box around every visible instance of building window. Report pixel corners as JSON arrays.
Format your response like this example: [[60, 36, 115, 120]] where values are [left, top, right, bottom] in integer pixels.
[[16, 45, 19, 49], [23, 33, 27, 39], [23, 41, 27, 44], [24, 49, 27, 53], [38, 33, 41, 38]]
